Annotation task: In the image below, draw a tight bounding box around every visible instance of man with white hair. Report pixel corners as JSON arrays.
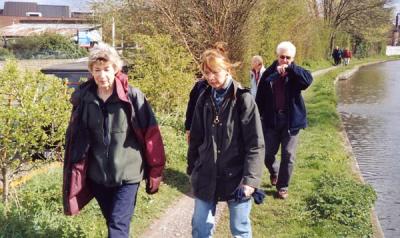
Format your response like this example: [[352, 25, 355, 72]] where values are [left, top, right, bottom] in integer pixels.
[[255, 41, 313, 199], [250, 55, 266, 97]]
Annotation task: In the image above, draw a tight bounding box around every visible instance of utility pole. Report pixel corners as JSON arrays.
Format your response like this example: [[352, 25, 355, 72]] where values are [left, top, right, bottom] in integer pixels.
[[112, 16, 115, 47]]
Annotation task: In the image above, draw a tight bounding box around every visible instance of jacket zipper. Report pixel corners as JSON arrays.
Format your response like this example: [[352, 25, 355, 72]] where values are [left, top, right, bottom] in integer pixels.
[[270, 81, 277, 127], [283, 76, 291, 134]]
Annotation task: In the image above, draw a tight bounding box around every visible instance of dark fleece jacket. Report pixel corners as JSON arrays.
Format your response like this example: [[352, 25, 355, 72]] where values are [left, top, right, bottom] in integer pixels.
[[63, 72, 165, 215]]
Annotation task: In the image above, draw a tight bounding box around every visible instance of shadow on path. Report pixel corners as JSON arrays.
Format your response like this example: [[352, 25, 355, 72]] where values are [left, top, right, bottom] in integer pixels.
[[162, 167, 191, 194]]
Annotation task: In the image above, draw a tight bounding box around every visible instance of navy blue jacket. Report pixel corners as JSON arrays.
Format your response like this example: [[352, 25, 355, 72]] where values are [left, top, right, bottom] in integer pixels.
[[255, 60, 313, 133]]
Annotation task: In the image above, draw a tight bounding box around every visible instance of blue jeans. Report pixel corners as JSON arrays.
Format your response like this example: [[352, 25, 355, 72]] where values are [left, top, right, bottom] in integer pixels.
[[192, 198, 253, 238], [88, 180, 139, 238]]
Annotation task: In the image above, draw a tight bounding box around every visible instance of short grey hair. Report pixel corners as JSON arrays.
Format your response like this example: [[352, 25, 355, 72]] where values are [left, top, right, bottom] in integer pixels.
[[276, 41, 296, 57], [88, 42, 123, 72]]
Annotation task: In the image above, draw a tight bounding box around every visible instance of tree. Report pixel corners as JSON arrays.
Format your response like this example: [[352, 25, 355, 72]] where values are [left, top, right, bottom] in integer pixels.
[[321, 0, 392, 51], [0, 61, 71, 204], [243, 0, 329, 66], [152, 0, 258, 64], [127, 33, 195, 119]]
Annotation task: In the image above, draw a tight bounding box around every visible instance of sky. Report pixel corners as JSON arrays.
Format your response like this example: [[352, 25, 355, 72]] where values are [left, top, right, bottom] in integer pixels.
[[389, 0, 400, 15], [0, 0, 90, 12]]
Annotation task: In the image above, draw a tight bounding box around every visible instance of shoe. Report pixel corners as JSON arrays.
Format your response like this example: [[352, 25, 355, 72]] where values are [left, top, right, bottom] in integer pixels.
[[270, 175, 277, 186], [277, 190, 288, 199]]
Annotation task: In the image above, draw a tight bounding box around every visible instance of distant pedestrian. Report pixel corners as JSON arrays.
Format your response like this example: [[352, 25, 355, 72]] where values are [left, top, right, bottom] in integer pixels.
[[249, 55, 266, 98], [187, 45, 264, 238], [343, 47, 352, 66], [63, 43, 166, 237], [332, 46, 342, 66], [338, 47, 343, 65], [255, 41, 313, 199]]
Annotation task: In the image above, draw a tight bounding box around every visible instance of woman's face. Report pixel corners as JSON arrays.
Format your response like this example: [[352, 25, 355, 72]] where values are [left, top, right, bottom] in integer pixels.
[[203, 66, 228, 89], [91, 61, 117, 90]]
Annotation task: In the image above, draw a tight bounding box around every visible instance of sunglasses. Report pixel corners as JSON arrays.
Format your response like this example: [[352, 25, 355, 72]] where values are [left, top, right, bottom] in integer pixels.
[[279, 55, 292, 60]]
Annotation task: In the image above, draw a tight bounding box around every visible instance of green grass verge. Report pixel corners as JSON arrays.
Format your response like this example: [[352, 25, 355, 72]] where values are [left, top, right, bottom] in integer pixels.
[[0, 118, 190, 238], [214, 56, 400, 237]]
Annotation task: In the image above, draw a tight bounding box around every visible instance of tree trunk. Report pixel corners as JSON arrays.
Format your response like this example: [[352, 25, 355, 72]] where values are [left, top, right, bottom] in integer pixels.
[[329, 30, 336, 57], [2, 167, 9, 205]]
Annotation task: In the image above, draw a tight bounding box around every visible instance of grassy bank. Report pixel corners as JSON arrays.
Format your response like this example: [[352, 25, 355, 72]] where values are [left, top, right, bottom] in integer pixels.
[[215, 56, 400, 237]]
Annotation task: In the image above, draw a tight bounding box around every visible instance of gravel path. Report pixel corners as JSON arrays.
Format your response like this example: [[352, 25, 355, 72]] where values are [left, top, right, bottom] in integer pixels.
[[139, 193, 226, 238]]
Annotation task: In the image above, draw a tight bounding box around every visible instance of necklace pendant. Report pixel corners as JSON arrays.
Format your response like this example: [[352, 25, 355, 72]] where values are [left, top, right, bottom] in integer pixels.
[[214, 116, 220, 124]]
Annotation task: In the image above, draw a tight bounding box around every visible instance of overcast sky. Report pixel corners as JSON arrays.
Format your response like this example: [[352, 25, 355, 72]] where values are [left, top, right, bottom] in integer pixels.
[[0, 0, 90, 11]]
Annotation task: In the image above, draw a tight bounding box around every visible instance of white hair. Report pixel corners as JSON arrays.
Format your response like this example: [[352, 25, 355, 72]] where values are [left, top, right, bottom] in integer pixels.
[[88, 42, 123, 72], [276, 41, 296, 57]]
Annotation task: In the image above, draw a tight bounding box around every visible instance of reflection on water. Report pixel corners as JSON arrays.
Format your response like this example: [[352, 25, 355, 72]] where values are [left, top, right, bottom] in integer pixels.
[[337, 60, 400, 238]]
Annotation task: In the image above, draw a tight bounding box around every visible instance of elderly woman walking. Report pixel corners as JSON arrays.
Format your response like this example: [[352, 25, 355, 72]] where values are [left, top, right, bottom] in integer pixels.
[[63, 43, 165, 238], [187, 45, 265, 238]]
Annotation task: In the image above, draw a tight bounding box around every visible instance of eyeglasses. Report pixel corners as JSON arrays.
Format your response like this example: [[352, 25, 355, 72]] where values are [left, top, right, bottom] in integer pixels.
[[279, 55, 292, 60]]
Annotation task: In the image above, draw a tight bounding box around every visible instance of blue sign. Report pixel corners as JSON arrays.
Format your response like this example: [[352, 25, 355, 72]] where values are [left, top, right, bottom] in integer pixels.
[[78, 31, 91, 47]]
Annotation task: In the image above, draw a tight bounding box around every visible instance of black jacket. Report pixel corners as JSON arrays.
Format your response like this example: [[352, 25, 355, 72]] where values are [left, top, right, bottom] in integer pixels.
[[187, 80, 264, 202], [255, 60, 313, 133], [184, 79, 209, 131]]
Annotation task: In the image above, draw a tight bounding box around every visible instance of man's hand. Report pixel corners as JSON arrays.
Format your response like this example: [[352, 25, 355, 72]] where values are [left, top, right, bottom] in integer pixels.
[[277, 64, 288, 76], [242, 184, 255, 197], [147, 176, 162, 194]]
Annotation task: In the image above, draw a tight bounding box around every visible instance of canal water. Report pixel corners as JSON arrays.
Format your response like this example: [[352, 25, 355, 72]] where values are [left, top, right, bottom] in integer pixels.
[[336, 60, 400, 238]]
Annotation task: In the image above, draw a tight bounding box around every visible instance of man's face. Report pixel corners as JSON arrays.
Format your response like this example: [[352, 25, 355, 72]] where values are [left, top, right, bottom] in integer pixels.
[[277, 49, 294, 66], [91, 61, 117, 90]]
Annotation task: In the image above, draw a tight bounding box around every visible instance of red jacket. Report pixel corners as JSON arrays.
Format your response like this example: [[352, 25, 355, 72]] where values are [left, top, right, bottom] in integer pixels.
[[343, 49, 352, 58], [63, 72, 166, 215]]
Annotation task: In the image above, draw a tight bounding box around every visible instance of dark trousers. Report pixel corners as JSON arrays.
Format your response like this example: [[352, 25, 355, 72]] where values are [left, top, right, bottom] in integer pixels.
[[88, 180, 139, 238], [263, 113, 299, 191]]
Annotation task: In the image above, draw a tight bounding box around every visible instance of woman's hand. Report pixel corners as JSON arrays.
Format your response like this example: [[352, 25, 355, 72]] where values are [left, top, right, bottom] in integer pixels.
[[186, 130, 190, 144], [242, 184, 255, 197], [147, 176, 162, 194]]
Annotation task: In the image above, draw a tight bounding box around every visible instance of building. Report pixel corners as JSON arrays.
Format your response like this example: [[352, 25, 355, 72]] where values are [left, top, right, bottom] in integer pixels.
[[2, 1, 70, 18], [0, 1, 99, 48]]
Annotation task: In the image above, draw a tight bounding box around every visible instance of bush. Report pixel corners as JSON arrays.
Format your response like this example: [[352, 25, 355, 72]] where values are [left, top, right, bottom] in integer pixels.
[[125, 34, 195, 123], [306, 173, 377, 237], [0, 60, 72, 204], [0, 48, 14, 60], [8, 33, 88, 59]]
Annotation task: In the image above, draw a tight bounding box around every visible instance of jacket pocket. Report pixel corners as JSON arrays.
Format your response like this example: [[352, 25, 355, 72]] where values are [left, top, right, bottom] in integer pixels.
[[219, 166, 243, 197]]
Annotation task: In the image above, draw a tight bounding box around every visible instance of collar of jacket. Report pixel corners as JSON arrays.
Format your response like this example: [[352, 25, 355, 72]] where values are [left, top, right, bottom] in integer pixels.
[[70, 71, 130, 107], [204, 78, 243, 99]]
